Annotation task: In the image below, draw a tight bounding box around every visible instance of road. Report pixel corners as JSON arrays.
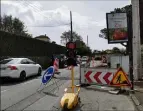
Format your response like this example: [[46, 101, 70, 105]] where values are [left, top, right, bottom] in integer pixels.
[[1, 66, 135, 111], [1, 67, 79, 111]]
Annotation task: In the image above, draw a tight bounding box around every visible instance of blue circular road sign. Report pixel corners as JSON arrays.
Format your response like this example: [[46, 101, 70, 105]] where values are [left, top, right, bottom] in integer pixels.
[[42, 66, 55, 84]]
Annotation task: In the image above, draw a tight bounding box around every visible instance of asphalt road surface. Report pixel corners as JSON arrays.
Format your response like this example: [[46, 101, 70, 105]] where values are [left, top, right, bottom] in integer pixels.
[[1, 66, 135, 111], [1, 67, 80, 111]]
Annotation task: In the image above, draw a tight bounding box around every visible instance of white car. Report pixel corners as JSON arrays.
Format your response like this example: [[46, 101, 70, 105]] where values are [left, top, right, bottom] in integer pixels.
[[0, 58, 42, 81], [81, 56, 88, 65]]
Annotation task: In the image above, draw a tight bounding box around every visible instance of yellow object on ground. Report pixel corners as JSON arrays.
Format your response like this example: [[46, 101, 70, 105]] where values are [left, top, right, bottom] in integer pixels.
[[60, 86, 80, 110], [60, 66, 80, 110], [60, 93, 78, 109]]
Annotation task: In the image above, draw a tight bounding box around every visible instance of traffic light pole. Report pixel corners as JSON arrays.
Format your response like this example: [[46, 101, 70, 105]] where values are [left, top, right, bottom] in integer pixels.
[[70, 11, 73, 42], [70, 11, 75, 93]]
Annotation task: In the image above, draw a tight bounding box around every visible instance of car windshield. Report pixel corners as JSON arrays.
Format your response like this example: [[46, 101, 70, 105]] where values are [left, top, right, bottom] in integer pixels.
[[81, 58, 87, 61], [0, 58, 20, 64]]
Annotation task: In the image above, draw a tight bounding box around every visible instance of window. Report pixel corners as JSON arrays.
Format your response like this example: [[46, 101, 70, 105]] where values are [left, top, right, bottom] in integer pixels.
[[21, 59, 28, 64], [0, 59, 19, 64], [26, 59, 35, 64]]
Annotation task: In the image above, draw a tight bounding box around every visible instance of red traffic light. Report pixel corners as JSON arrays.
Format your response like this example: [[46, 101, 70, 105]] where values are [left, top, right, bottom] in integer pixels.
[[66, 42, 76, 49]]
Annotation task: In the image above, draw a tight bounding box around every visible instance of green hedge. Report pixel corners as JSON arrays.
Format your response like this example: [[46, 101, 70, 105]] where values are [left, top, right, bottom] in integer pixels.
[[0, 31, 66, 69]]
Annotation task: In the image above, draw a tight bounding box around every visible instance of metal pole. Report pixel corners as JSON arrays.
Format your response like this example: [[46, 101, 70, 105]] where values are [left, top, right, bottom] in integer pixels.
[[71, 66, 74, 93], [70, 11, 74, 93], [132, 0, 142, 80], [87, 35, 88, 46], [127, 12, 134, 90], [70, 11, 73, 42]]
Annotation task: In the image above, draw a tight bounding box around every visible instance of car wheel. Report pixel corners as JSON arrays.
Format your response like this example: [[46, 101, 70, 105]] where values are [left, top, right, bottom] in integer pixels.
[[19, 71, 26, 81], [37, 68, 42, 76]]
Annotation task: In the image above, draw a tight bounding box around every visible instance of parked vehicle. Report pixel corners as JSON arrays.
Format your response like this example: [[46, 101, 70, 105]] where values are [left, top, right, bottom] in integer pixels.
[[81, 56, 88, 65], [0, 58, 42, 81]]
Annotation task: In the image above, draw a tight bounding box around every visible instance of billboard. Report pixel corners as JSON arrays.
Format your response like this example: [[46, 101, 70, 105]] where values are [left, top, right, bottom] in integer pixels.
[[106, 13, 128, 43]]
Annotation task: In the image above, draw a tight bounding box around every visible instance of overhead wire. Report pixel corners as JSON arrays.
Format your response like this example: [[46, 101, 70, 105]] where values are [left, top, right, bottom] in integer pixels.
[[15, 0, 70, 27]]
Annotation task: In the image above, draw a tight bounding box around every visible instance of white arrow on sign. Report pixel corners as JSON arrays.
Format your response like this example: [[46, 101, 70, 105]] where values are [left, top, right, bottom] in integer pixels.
[[44, 72, 53, 80]]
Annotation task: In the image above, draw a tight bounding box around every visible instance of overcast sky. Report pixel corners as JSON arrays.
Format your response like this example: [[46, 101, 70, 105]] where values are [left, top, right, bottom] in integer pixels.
[[1, 0, 131, 51]]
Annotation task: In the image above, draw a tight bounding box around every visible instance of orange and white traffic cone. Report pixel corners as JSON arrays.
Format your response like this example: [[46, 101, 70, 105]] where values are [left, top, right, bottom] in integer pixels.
[[67, 66, 72, 70], [53, 58, 59, 75]]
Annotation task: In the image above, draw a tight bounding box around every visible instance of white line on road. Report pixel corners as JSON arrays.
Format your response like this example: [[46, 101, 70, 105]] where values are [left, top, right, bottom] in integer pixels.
[[22, 78, 40, 86]]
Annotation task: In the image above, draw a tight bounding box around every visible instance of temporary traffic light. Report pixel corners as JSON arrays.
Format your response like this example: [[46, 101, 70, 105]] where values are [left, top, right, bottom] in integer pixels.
[[66, 49, 76, 58], [66, 42, 76, 58], [66, 42, 76, 49], [66, 42, 77, 66]]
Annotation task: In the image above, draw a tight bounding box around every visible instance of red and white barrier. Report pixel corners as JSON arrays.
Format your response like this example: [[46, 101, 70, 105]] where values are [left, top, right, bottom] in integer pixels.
[[84, 71, 113, 85], [80, 67, 116, 85], [53, 58, 59, 72], [89, 60, 103, 67]]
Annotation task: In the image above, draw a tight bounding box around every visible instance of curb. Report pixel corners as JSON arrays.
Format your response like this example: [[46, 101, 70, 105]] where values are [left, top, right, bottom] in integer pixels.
[[130, 93, 143, 111], [80, 84, 116, 93]]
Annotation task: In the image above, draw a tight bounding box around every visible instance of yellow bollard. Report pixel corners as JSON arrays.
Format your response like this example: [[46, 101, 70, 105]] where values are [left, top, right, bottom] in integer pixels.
[[71, 66, 74, 93], [60, 66, 81, 110]]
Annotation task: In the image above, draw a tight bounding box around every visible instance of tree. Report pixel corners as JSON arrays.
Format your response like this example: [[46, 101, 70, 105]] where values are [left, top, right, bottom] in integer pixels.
[[60, 30, 83, 45], [60, 30, 92, 56], [52, 41, 56, 44], [111, 47, 121, 53], [0, 14, 32, 37], [93, 50, 101, 54], [75, 40, 92, 56], [99, 5, 132, 48]]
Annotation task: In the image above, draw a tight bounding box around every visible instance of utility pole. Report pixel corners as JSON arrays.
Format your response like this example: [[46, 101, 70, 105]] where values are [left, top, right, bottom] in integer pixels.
[[87, 35, 88, 46], [131, 0, 142, 80], [70, 11, 73, 42], [127, 11, 134, 90]]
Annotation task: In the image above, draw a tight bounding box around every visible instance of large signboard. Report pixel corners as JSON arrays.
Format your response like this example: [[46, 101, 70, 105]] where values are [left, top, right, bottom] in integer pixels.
[[106, 13, 128, 43]]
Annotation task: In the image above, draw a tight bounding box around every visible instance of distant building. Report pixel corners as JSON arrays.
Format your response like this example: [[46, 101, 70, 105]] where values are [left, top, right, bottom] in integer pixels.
[[35, 34, 50, 42]]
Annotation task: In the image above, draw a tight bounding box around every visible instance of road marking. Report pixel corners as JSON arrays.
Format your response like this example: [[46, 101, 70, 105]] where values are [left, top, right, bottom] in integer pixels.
[[22, 79, 39, 85]]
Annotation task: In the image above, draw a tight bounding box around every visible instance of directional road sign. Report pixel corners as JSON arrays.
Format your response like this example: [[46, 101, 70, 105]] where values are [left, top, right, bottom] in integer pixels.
[[42, 66, 55, 84]]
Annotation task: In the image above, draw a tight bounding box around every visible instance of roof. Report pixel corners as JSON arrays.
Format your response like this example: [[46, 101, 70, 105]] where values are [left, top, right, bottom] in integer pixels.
[[4, 58, 28, 60], [35, 36, 50, 39]]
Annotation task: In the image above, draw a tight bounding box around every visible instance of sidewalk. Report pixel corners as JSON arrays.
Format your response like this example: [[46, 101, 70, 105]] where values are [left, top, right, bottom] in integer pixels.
[[78, 85, 135, 111], [131, 80, 143, 111], [50, 85, 135, 111], [20, 79, 136, 111]]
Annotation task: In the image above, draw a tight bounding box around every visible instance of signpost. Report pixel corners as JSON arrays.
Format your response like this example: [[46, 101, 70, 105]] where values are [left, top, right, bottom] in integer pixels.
[[110, 67, 132, 87], [106, 12, 134, 90], [37, 66, 59, 92], [42, 66, 55, 84], [106, 12, 128, 43]]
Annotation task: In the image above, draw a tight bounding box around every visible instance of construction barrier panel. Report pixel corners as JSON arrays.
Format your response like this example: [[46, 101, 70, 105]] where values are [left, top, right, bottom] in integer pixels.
[[80, 64, 117, 86]]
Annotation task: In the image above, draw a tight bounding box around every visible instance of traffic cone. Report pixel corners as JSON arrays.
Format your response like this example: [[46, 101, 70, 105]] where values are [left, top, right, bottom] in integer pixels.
[[53, 58, 59, 74], [67, 66, 72, 70]]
